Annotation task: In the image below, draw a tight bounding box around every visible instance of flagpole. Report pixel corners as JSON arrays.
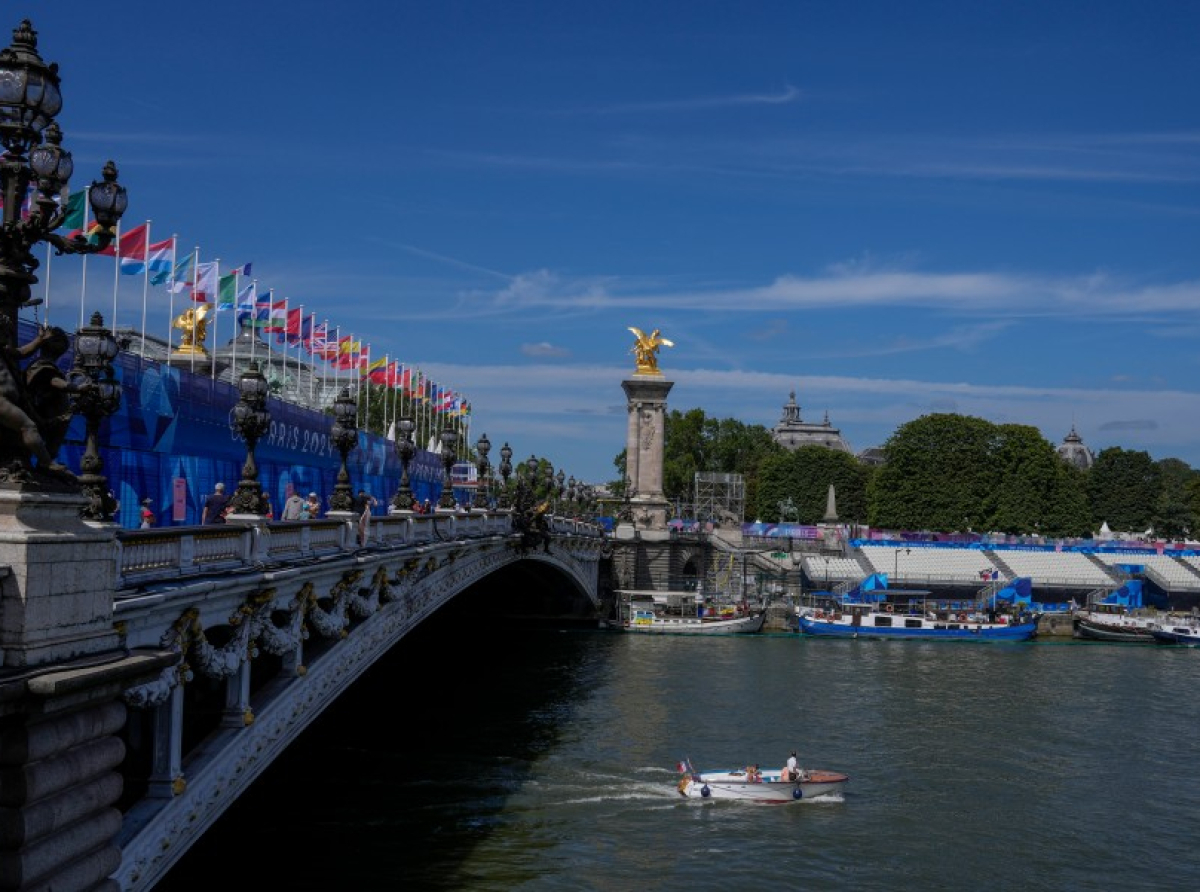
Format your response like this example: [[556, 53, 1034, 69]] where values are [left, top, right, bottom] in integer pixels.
[[230, 270, 240, 376], [110, 219, 121, 330], [78, 199, 92, 328], [139, 220, 152, 359], [165, 240, 180, 355]]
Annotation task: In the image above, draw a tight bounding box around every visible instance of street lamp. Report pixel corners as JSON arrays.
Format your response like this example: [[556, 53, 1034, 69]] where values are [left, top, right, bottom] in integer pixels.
[[893, 547, 911, 583], [473, 432, 491, 509], [227, 360, 270, 515], [497, 441, 513, 509], [555, 468, 565, 514], [71, 312, 120, 521], [0, 19, 129, 479], [391, 416, 416, 511], [327, 386, 357, 512], [437, 424, 457, 510]]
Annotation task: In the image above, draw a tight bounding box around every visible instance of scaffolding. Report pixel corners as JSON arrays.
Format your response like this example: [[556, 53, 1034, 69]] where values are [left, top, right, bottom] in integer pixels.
[[693, 472, 745, 525]]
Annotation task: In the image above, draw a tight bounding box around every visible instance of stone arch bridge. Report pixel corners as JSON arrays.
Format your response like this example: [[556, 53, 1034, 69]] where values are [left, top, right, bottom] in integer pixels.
[[1, 503, 605, 892]]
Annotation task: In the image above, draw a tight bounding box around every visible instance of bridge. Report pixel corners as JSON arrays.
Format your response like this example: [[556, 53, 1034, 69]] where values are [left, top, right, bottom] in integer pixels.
[[1, 501, 606, 892]]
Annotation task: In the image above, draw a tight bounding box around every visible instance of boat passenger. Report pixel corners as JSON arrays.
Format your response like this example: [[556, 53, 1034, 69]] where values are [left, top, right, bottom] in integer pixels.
[[785, 751, 799, 782]]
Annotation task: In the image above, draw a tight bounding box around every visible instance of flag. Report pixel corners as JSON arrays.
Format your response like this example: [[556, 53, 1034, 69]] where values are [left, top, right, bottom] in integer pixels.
[[169, 252, 196, 293], [227, 262, 252, 277], [62, 190, 87, 232], [192, 261, 218, 302], [234, 281, 258, 322], [147, 238, 174, 285], [361, 357, 387, 377], [96, 222, 148, 264], [241, 287, 273, 327], [264, 300, 289, 332], [307, 321, 331, 356], [216, 272, 237, 310]]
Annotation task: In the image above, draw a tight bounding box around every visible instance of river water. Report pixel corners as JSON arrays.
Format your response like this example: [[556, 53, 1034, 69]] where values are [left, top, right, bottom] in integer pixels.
[[157, 614, 1200, 891]]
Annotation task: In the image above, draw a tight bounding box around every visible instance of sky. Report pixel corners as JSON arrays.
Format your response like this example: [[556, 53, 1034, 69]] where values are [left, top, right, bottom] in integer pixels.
[[11, 1, 1200, 485]]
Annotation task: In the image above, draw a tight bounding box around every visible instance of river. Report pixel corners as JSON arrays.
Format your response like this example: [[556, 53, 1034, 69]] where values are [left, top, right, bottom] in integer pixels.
[[156, 613, 1200, 891]]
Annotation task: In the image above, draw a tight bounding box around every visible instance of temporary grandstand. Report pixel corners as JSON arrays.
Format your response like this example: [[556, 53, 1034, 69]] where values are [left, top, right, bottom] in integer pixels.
[[793, 536, 1200, 611]]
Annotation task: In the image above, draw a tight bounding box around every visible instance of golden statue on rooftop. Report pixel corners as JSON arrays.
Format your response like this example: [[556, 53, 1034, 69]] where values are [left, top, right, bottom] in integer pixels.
[[628, 326, 673, 375], [172, 302, 211, 356]]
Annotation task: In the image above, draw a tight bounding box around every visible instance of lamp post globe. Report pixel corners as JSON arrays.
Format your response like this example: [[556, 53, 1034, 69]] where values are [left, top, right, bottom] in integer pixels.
[[437, 425, 457, 510], [327, 386, 358, 512], [473, 432, 491, 510], [228, 360, 271, 515], [71, 312, 120, 520], [0, 19, 128, 482], [391, 416, 417, 511]]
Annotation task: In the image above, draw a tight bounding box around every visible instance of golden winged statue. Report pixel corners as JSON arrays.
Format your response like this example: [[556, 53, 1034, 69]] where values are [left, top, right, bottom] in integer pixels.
[[628, 326, 673, 375], [172, 302, 212, 355]]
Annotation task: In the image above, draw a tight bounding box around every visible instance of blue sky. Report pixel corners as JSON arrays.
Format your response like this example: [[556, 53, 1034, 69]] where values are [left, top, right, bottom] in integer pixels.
[[14, 2, 1200, 484]]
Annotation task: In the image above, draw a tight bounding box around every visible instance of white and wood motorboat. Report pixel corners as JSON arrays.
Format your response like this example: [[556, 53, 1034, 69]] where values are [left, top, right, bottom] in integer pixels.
[[608, 590, 766, 635], [1073, 602, 1159, 643], [676, 760, 849, 803]]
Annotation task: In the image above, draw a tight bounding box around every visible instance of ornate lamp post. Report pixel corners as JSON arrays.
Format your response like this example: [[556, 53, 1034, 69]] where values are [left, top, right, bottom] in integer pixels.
[[473, 432, 491, 510], [327, 386, 357, 512], [391, 416, 416, 511], [555, 468, 565, 514], [497, 442, 513, 509], [227, 361, 271, 515], [437, 425, 457, 510], [0, 19, 128, 480], [71, 312, 120, 520], [542, 462, 555, 512]]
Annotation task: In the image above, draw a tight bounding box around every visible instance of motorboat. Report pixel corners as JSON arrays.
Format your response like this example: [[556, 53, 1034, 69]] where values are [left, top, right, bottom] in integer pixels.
[[1150, 619, 1200, 647], [1074, 611, 1159, 643], [1073, 601, 1159, 643], [798, 603, 1037, 641], [676, 760, 848, 802], [607, 590, 765, 635]]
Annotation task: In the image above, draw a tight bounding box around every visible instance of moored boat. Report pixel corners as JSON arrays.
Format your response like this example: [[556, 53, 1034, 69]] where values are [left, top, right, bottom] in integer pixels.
[[1150, 619, 1200, 647], [608, 590, 765, 634], [1074, 611, 1159, 643], [798, 603, 1037, 641], [1073, 585, 1160, 643], [676, 760, 849, 802]]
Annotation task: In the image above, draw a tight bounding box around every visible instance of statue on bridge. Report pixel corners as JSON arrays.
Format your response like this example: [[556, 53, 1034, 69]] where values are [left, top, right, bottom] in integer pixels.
[[628, 326, 673, 375], [512, 482, 552, 554]]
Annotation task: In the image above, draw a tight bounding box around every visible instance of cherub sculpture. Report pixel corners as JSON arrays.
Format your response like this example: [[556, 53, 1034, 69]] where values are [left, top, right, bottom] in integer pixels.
[[628, 326, 674, 375], [172, 302, 211, 355]]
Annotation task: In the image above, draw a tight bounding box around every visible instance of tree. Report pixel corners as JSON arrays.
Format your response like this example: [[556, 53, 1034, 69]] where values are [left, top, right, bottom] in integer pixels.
[[755, 446, 869, 525], [987, 424, 1063, 534], [1152, 457, 1197, 540], [1087, 448, 1160, 534], [869, 414, 999, 532]]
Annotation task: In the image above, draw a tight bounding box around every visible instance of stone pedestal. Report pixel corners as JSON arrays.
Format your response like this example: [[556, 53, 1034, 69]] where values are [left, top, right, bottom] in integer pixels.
[[621, 374, 673, 532], [0, 489, 122, 669]]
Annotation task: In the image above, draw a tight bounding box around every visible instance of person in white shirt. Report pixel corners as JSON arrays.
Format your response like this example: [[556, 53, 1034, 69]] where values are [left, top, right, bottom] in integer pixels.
[[785, 751, 799, 781]]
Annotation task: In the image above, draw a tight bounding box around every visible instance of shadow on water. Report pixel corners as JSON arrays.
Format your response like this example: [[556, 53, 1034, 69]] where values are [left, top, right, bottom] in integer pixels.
[[155, 604, 618, 891]]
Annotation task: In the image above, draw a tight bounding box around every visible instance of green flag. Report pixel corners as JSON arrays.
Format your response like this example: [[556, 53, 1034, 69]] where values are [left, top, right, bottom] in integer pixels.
[[217, 272, 237, 310], [62, 190, 87, 232]]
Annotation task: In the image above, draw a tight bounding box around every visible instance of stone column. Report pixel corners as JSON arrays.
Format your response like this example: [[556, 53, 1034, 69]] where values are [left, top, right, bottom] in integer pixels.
[[621, 374, 673, 533]]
